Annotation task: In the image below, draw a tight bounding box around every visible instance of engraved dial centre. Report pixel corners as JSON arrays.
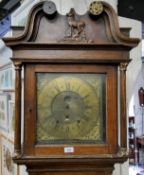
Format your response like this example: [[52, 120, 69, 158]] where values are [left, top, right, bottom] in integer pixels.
[[51, 91, 84, 123]]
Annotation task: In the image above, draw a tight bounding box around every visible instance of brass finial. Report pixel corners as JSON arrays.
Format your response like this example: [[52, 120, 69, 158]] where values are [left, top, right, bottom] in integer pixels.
[[89, 1, 103, 16]]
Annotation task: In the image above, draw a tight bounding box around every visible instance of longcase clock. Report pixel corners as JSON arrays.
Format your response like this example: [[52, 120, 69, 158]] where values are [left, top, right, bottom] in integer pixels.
[[3, 1, 140, 175]]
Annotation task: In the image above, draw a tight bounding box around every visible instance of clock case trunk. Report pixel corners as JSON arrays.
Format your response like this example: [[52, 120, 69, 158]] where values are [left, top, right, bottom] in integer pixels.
[[3, 1, 140, 175]]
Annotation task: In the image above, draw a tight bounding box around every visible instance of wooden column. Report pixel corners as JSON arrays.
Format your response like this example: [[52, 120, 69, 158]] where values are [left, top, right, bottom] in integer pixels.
[[14, 62, 22, 157], [120, 62, 128, 148]]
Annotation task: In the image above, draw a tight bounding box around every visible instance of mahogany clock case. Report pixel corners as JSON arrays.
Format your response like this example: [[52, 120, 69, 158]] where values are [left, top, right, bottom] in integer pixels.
[[2, 1, 140, 175]]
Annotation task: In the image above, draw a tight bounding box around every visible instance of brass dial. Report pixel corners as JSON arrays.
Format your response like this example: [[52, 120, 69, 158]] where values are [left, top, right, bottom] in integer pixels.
[[37, 74, 105, 144]]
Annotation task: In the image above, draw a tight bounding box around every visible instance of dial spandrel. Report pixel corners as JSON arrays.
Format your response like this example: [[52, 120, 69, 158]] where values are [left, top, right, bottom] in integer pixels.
[[36, 73, 106, 144]]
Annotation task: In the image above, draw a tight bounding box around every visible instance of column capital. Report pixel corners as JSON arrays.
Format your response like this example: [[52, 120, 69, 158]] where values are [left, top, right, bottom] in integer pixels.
[[14, 61, 22, 70], [119, 62, 129, 71]]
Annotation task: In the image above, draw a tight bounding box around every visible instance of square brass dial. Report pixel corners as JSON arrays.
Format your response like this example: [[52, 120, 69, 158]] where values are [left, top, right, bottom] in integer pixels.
[[36, 73, 106, 144]]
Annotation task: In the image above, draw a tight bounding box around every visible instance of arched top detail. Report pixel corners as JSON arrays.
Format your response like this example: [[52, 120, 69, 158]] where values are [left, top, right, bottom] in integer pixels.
[[3, 1, 140, 49]]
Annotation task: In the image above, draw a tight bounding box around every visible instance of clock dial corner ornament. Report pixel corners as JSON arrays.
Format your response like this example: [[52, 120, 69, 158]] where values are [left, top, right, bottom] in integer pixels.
[[36, 73, 105, 144]]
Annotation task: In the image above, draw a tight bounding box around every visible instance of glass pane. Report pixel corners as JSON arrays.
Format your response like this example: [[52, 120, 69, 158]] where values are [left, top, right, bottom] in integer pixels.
[[36, 73, 106, 144]]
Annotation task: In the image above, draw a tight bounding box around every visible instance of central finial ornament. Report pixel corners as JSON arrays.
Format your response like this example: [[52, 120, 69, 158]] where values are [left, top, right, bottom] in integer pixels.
[[66, 8, 86, 39], [59, 8, 92, 43]]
